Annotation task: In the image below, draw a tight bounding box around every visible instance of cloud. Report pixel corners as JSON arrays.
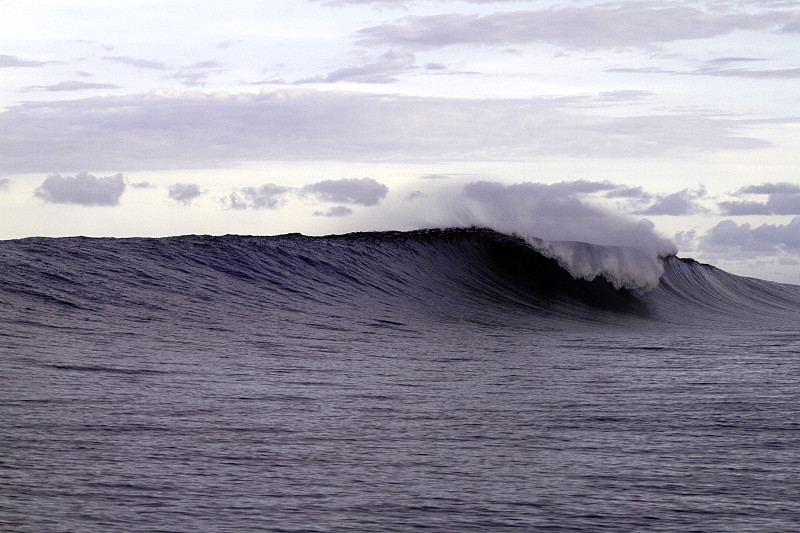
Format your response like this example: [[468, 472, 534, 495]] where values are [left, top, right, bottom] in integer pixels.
[[102, 56, 167, 70], [784, 18, 800, 32], [0, 89, 771, 173], [719, 182, 800, 215], [717, 201, 771, 215], [302, 177, 388, 206], [25, 80, 121, 92], [0, 54, 56, 68], [0, 178, 10, 191], [130, 180, 155, 189], [736, 182, 800, 195], [701, 217, 800, 253], [34, 172, 125, 206], [216, 40, 240, 49], [313, 205, 353, 217], [698, 67, 800, 79], [224, 184, 291, 210], [638, 187, 710, 216], [168, 183, 202, 204], [708, 57, 766, 65], [295, 50, 415, 84], [594, 90, 654, 103], [221, 179, 388, 211], [354, 5, 798, 51], [607, 56, 800, 79], [315, 0, 550, 5], [313, 0, 409, 7], [171, 60, 226, 87], [604, 186, 651, 200], [718, 197, 800, 215]]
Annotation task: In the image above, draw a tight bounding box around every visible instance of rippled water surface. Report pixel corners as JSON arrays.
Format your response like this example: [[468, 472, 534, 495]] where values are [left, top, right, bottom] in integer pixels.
[[2, 230, 800, 532]]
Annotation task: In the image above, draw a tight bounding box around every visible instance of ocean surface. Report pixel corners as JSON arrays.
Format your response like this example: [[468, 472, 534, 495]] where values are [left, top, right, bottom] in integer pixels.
[[2, 227, 799, 532]]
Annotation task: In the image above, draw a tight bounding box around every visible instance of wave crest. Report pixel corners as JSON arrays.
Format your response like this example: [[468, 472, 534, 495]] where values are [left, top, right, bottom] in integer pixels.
[[526, 237, 666, 292]]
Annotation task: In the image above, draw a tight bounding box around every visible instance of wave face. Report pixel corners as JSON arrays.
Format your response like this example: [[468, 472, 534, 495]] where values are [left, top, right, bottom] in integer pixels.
[[4, 227, 800, 532], [2, 228, 798, 334]]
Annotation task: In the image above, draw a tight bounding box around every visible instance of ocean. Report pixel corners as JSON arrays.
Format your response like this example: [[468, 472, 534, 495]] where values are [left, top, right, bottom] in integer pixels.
[[2, 228, 799, 532]]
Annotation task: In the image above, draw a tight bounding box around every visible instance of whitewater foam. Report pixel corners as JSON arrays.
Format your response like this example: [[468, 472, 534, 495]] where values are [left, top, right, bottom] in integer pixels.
[[386, 179, 679, 292], [525, 237, 666, 292]]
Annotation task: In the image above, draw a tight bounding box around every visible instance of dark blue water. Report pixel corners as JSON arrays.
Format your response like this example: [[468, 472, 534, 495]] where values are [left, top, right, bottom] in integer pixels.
[[2, 229, 799, 532]]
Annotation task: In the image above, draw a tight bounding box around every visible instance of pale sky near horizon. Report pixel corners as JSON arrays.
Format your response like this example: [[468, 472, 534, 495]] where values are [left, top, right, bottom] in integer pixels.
[[1, 0, 799, 283]]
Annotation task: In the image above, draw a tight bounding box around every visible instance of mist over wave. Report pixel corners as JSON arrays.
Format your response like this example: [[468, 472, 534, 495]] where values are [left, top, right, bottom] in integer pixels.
[[527, 238, 667, 291], [367, 180, 678, 291]]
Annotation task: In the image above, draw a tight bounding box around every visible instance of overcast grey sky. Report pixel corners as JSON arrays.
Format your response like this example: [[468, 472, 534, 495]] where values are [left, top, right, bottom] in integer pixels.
[[1, 0, 799, 283]]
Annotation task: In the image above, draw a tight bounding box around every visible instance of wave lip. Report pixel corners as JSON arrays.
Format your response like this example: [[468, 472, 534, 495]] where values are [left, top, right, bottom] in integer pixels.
[[524, 236, 666, 292]]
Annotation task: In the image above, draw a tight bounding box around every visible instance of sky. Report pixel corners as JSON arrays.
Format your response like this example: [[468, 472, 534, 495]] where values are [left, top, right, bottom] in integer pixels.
[[1, 0, 799, 284]]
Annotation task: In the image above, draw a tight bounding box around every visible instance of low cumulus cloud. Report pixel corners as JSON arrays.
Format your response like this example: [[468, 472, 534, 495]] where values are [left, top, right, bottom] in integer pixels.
[[314, 205, 353, 217], [168, 183, 203, 204], [302, 177, 388, 206], [224, 184, 291, 210], [34, 172, 125, 206], [0, 178, 10, 191], [701, 217, 800, 253], [637, 187, 710, 216], [719, 182, 800, 215], [222, 177, 389, 215]]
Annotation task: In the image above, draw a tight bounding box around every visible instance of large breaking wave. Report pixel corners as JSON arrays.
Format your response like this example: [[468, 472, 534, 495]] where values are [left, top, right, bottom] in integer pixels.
[[1, 228, 798, 336]]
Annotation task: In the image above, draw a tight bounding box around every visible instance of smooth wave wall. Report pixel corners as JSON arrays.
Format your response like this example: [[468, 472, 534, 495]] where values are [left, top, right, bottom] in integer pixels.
[[1, 229, 798, 335]]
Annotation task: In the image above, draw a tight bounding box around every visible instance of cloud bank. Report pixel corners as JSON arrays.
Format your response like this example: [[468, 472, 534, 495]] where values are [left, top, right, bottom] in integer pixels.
[[719, 182, 800, 215], [702, 217, 800, 254], [355, 6, 798, 51], [0, 89, 769, 173]]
